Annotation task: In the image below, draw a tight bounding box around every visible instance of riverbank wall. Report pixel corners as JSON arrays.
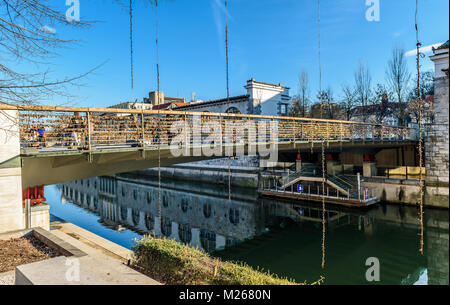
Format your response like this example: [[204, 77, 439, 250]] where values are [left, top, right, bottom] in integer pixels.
[[135, 156, 261, 188]]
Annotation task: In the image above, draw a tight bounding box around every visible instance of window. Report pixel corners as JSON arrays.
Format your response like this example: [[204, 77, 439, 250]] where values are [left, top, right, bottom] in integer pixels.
[[120, 206, 128, 222], [161, 217, 172, 237], [133, 189, 139, 200], [229, 208, 240, 225], [132, 209, 140, 226], [203, 203, 212, 218], [147, 192, 152, 204], [226, 107, 241, 114], [178, 223, 192, 244], [145, 213, 154, 230], [280, 104, 288, 116], [200, 230, 216, 253], [163, 195, 168, 208], [181, 199, 189, 213]]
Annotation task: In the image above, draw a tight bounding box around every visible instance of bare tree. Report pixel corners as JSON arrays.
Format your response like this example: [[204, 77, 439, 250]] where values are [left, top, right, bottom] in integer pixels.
[[289, 95, 302, 117], [354, 61, 372, 122], [340, 84, 357, 120], [386, 47, 411, 126], [372, 83, 394, 124], [0, 1, 96, 105], [298, 70, 309, 117]]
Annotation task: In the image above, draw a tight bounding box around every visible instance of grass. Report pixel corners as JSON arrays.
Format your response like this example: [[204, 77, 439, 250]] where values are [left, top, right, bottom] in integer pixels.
[[132, 235, 323, 285]]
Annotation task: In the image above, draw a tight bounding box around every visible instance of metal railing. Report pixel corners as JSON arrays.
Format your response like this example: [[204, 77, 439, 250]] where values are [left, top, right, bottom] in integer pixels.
[[0, 104, 417, 154]]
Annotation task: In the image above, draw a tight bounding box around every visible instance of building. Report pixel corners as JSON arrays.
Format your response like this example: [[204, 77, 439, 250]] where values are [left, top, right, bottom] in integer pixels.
[[152, 101, 188, 111], [108, 101, 153, 111], [349, 96, 400, 126], [174, 78, 291, 116], [108, 91, 186, 111], [426, 40, 449, 183]]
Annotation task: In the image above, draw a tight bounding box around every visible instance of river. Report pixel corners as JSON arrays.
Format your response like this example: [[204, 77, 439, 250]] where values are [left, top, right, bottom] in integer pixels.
[[44, 172, 449, 285]]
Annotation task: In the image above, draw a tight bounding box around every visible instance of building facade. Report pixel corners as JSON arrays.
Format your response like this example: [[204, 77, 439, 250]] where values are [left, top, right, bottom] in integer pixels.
[[175, 78, 291, 116]]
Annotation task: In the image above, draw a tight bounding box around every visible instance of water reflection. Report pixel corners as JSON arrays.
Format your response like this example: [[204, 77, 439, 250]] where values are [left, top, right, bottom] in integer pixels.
[[48, 173, 448, 285]]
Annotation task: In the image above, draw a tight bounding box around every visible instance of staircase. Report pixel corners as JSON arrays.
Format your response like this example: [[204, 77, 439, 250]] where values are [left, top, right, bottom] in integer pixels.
[[280, 166, 362, 200], [280, 164, 319, 187], [326, 175, 359, 198]]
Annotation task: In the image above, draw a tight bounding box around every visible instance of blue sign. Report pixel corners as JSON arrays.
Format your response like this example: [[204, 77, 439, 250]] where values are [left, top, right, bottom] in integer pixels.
[[297, 185, 304, 193]]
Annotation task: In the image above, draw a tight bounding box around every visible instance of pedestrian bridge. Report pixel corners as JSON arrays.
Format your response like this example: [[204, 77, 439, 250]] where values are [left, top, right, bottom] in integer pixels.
[[1, 104, 418, 189]]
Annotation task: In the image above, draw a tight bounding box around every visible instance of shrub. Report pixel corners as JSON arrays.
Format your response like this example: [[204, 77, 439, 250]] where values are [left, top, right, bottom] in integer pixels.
[[132, 236, 323, 285]]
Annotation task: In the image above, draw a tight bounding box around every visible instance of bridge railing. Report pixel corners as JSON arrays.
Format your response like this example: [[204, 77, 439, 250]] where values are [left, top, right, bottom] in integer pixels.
[[0, 105, 417, 153]]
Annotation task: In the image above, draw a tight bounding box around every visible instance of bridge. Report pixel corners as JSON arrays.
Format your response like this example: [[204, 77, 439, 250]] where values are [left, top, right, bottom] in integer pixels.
[[0, 104, 418, 233]]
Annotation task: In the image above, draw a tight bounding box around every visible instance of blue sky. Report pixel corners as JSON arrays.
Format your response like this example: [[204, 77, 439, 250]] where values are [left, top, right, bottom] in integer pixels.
[[33, 0, 449, 107]]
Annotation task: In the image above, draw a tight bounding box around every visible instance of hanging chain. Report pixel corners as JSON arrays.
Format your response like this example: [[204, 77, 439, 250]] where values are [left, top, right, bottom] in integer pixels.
[[225, 0, 232, 202], [415, 0, 424, 255], [318, 0, 326, 269], [130, 0, 134, 89], [155, 0, 162, 232]]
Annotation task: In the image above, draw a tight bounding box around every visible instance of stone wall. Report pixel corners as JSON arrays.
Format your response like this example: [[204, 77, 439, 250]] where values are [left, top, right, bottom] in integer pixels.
[[425, 75, 449, 184], [426, 43, 449, 185], [0, 110, 24, 233]]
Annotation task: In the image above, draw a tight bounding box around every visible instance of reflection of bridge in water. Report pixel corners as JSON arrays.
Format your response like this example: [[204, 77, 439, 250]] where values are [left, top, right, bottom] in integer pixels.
[[57, 173, 448, 285]]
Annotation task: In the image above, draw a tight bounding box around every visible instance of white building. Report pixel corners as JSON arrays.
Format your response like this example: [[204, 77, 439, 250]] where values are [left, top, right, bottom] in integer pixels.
[[175, 78, 291, 116]]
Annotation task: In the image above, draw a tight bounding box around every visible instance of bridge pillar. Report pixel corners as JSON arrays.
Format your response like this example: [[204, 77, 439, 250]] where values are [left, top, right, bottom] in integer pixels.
[[295, 154, 302, 172], [0, 109, 24, 233], [363, 154, 377, 178], [326, 153, 341, 176]]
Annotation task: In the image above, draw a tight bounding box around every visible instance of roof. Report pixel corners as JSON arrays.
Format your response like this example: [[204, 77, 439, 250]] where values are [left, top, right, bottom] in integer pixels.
[[246, 79, 290, 89], [436, 40, 449, 50], [175, 95, 250, 110], [152, 102, 188, 110], [164, 96, 185, 102], [350, 102, 400, 116]]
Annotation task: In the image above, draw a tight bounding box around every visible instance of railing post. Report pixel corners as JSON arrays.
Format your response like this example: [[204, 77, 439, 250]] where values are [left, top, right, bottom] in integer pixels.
[[141, 111, 145, 147], [87, 111, 92, 153], [357, 172, 361, 201]]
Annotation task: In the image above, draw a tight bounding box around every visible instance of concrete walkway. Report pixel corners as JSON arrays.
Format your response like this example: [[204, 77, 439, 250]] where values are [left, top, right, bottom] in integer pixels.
[[0, 271, 14, 285], [15, 223, 160, 285]]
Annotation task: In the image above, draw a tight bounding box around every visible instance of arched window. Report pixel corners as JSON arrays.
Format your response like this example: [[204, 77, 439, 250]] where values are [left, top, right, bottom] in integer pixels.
[[161, 217, 172, 237], [120, 206, 128, 222], [203, 203, 212, 218], [181, 199, 189, 213], [147, 192, 152, 204], [133, 189, 139, 201], [145, 213, 154, 230], [226, 107, 241, 114], [132, 209, 140, 226], [163, 195, 169, 208]]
